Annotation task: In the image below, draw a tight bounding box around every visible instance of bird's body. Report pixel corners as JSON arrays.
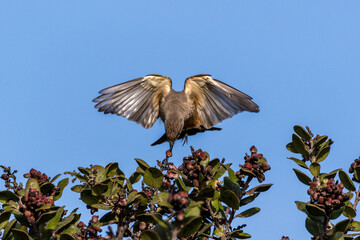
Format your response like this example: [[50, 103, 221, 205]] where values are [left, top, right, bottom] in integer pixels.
[[93, 74, 259, 152]]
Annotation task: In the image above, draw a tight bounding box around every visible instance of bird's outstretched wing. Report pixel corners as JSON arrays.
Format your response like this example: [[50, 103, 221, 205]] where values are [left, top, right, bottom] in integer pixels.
[[184, 74, 259, 129], [93, 74, 172, 129]]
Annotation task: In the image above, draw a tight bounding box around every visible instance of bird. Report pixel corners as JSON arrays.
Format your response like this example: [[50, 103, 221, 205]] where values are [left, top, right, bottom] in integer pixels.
[[93, 74, 259, 152]]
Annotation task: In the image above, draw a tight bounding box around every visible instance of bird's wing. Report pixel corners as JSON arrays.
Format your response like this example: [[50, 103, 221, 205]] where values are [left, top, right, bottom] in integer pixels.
[[184, 74, 259, 129], [93, 74, 172, 129]]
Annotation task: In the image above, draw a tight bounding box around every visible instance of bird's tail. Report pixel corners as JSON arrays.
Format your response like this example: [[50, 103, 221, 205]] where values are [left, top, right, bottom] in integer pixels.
[[151, 126, 222, 147], [151, 133, 168, 146]]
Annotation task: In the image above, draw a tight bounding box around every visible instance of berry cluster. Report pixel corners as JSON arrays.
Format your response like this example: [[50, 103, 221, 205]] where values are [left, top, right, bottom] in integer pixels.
[[168, 191, 188, 221], [19, 188, 54, 223], [23, 168, 51, 184], [114, 198, 127, 215], [0, 165, 23, 192], [307, 179, 350, 212], [163, 163, 179, 190], [168, 191, 188, 210], [237, 146, 270, 183], [178, 149, 213, 188], [76, 215, 102, 240], [349, 158, 360, 183]]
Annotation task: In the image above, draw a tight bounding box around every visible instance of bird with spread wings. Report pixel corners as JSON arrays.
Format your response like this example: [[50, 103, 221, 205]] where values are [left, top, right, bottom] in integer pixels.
[[93, 74, 259, 152]]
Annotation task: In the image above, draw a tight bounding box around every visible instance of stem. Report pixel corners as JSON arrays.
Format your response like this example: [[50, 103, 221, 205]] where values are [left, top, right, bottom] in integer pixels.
[[353, 186, 360, 209], [171, 220, 182, 240], [206, 199, 221, 229], [225, 208, 235, 233]]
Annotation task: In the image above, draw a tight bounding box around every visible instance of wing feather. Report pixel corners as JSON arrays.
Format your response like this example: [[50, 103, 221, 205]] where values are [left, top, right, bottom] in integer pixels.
[[184, 74, 259, 128], [93, 75, 172, 129]]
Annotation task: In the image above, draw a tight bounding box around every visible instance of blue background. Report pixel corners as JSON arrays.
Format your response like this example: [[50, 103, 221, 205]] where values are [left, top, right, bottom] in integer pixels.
[[1, 1, 360, 239]]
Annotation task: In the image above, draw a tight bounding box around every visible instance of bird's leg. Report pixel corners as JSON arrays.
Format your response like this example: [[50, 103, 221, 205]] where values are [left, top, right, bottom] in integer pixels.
[[169, 141, 174, 153], [182, 133, 189, 146]]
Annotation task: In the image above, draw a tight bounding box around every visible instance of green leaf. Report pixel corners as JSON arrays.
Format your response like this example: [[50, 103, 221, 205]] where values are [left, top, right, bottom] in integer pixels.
[[335, 219, 351, 232], [54, 212, 80, 233], [92, 165, 106, 183], [286, 142, 297, 153], [213, 166, 227, 180], [40, 182, 56, 196], [293, 169, 312, 186], [211, 199, 221, 213], [310, 163, 320, 178], [0, 190, 20, 203], [306, 217, 323, 236], [324, 169, 341, 180], [184, 205, 201, 219], [135, 158, 150, 171], [197, 222, 213, 236], [11, 229, 32, 240], [25, 178, 40, 192], [0, 211, 11, 230], [151, 192, 173, 208], [306, 203, 326, 217], [292, 134, 309, 156], [294, 125, 311, 140], [221, 190, 240, 210], [313, 136, 328, 149], [3, 218, 16, 240], [195, 188, 215, 200], [59, 233, 76, 240], [45, 207, 64, 230], [91, 203, 113, 210], [91, 183, 108, 196], [330, 205, 345, 220], [36, 210, 57, 226], [350, 221, 360, 231], [240, 168, 256, 178], [223, 163, 238, 182], [80, 190, 100, 205], [176, 177, 190, 192], [236, 207, 260, 218], [288, 157, 308, 169], [339, 171, 356, 191], [144, 167, 163, 189], [231, 231, 251, 239], [224, 177, 241, 197], [354, 167, 360, 182], [246, 184, 273, 195], [295, 201, 306, 212], [78, 167, 90, 175], [129, 172, 142, 184], [106, 162, 124, 177], [316, 147, 330, 163], [141, 230, 161, 240], [240, 192, 260, 207], [178, 216, 202, 237], [343, 205, 356, 218], [214, 228, 225, 237], [54, 178, 69, 201], [71, 185, 86, 193], [50, 174, 62, 183]]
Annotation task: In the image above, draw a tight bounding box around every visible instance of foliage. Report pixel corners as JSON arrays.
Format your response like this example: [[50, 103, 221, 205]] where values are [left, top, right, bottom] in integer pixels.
[[0, 147, 272, 240], [287, 125, 360, 240]]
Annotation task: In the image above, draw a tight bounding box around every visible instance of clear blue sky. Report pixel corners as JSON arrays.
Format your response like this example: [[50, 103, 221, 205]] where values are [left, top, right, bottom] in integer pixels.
[[1, 1, 360, 239]]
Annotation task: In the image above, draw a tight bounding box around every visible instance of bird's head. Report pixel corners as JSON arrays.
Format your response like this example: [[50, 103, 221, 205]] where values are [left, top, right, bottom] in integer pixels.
[[164, 117, 184, 142]]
